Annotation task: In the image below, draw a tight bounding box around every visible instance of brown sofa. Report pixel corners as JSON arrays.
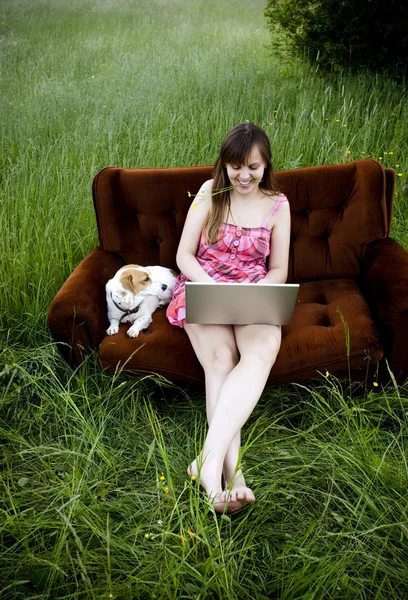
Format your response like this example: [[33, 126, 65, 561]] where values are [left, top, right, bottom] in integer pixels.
[[48, 159, 408, 385]]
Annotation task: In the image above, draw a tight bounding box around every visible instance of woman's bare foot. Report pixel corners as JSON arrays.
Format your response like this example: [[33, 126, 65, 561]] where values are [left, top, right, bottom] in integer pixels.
[[222, 469, 256, 508], [188, 457, 242, 514]]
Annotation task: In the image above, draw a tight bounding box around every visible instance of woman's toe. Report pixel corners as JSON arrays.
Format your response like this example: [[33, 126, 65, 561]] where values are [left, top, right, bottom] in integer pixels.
[[244, 488, 256, 503], [214, 498, 241, 514], [233, 487, 256, 503], [229, 490, 238, 502]]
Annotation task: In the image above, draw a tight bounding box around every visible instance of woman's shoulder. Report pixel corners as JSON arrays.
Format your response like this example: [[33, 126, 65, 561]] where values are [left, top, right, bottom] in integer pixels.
[[265, 193, 290, 226], [262, 189, 287, 200], [189, 179, 213, 213], [200, 178, 214, 192], [263, 191, 289, 213], [268, 191, 288, 201], [276, 192, 289, 205], [193, 178, 214, 200]]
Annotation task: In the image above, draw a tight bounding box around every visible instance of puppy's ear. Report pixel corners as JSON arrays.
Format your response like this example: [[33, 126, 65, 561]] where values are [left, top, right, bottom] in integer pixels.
[[128, 274, 138, 294], [128, 272, 151, 294]]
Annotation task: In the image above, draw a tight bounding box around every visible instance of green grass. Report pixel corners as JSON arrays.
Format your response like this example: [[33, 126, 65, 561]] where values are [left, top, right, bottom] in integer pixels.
[[1, 0, 408, 597]]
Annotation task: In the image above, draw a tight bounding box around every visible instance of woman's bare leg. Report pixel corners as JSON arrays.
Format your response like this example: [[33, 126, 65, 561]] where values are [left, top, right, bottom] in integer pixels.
[[192, 324, 281, 509], [205, 374, 254, 505], [184, 323, 242, 510]]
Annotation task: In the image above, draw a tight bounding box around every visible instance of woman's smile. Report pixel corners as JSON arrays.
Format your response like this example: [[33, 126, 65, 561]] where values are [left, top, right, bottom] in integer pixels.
[[237, 178, 254, 188]]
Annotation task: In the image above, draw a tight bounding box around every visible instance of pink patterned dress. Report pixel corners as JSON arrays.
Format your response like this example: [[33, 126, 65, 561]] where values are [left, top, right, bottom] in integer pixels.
[[166, 194, 287, 328]]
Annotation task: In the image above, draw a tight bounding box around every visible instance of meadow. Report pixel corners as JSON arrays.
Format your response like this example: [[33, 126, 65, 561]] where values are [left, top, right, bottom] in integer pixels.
[[1, 0, 408, 597]]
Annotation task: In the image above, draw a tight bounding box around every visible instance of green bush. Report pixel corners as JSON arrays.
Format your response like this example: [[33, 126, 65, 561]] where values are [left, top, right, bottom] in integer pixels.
[[265, 0, 408, 74]]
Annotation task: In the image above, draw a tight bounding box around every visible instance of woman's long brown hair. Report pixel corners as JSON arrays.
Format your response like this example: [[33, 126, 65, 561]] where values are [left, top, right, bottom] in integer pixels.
[[204, 122, 280, 245]]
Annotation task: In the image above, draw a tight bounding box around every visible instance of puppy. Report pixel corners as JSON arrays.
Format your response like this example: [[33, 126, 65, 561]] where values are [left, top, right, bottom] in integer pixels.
[[106, 264, 176, 337]]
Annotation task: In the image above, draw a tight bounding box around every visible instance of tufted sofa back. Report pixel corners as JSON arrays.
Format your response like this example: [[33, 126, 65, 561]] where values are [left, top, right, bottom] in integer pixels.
[[92, 159, 393, 282]]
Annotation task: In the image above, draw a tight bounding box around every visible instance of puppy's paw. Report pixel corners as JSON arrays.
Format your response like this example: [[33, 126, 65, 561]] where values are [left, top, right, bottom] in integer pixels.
[[106, 325, 119, 336], [127, 324, 141, 338]]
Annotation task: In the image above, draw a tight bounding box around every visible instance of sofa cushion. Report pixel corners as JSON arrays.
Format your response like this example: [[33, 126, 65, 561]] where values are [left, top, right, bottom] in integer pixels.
[[98, 278, 383, 385], [93, 165, 213, 271], [284, 160, 388, 282], [271, 278, 383, 383]]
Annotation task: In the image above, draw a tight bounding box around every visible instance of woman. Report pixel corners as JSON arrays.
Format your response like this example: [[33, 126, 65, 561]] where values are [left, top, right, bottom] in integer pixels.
[[167, 122, 291, 513]]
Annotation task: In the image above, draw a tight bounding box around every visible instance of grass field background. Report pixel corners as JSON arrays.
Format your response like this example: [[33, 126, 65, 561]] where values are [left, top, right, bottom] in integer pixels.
[[1, 0, 408, 598]]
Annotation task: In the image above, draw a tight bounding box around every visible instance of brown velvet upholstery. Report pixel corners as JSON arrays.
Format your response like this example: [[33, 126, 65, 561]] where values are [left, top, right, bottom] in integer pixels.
[[48, 159, 408, 385]]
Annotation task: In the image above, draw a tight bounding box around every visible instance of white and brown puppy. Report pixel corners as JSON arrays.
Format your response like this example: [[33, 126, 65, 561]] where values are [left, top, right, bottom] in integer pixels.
[[106, 264, 176, 337]]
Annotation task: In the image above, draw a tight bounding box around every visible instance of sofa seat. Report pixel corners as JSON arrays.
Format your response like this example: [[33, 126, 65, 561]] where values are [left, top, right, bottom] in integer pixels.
[[98, 277, 383, 385]]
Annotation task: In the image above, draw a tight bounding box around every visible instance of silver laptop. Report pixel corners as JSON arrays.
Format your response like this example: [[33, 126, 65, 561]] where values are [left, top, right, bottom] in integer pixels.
[[185, 282, 299, 326]]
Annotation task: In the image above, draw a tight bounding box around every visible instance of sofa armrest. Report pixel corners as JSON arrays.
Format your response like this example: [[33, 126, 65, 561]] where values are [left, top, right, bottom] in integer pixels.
[[362, 237, 408, 381], [48, 247, 124, 365]]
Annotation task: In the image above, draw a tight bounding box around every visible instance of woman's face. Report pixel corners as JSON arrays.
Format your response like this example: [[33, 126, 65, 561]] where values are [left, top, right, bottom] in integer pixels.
[[225, 146, 266, 194]]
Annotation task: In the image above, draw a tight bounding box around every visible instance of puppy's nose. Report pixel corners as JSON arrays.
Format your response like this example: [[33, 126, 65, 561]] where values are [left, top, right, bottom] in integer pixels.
[[161, 284, 168, 291]]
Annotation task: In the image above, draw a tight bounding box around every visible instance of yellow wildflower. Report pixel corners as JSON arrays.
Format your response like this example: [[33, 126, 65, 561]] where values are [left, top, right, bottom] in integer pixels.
[[373, 382, 379, 387], [180, 529, 186, 545], [188, 527, 199, 540], [190, 475, 196, 481], [160, 475, 165, 481], [164, 487, 170, 494], [325, 370, 330, 378], [398, 173, 403, 177]]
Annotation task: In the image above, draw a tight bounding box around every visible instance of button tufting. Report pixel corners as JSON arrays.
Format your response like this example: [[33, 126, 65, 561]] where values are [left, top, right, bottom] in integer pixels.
[[234, 240, 239, 247]]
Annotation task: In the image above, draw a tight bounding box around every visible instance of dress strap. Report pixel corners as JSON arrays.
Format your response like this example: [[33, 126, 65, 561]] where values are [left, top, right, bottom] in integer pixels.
[[261, 194, 287, 229]]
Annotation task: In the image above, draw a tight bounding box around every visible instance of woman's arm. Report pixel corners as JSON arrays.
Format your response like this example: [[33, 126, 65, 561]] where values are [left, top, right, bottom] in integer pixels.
[[176, 179, 215, 283], [259, 199, 291, 284]]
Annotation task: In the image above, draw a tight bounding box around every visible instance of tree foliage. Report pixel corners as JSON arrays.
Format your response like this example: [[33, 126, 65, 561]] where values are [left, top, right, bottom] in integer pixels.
[[265, 0, 408, 74]]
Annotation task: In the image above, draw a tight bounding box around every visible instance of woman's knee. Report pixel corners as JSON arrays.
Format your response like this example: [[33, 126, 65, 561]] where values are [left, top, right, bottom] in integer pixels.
[[205, 342, 239, 374], [185, 324, 238, 374], [240, 329, 281, 367]]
